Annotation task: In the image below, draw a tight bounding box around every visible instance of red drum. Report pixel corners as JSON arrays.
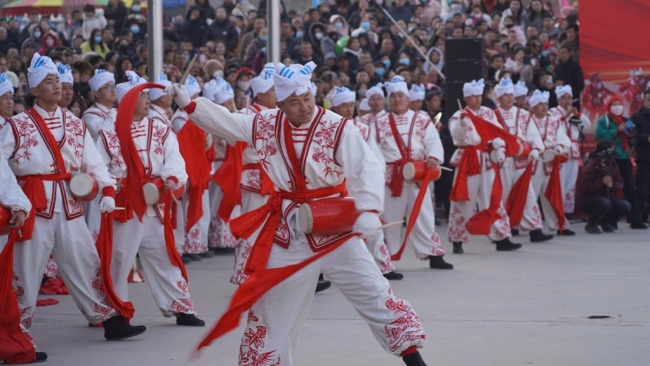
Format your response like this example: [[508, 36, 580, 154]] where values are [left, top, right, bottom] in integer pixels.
[[402, 161, 442, 182], [0, 206, 11, 235], [298, 197, 361, 235], [517, 140, 533, 158], [69, 173, 98, 202], [143, 177, 185, 205], [555, 154, 569, 164]]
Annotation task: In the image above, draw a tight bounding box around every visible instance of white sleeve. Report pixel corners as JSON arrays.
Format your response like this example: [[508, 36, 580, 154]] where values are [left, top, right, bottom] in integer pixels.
[[367, 124, 385, 167], [0, 122, 16, 159], [335, 123, 384, 213], [171, 116, 186, 134], [82, 113, 109, 140], [189, 97, 254, 145], [525, 115, 545, 152], [423, 120, 444, 162], [555, 120, 572, 153], [449, 111, 470, 144], [0, 150, 31, 214], [160, 126, 188, 185], [81, 128, 117, 191], [579, 113, 592, 130]]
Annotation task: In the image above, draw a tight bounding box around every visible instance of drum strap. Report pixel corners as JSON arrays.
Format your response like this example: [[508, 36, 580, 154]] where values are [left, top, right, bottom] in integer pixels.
[[387, 112, 418, 197]]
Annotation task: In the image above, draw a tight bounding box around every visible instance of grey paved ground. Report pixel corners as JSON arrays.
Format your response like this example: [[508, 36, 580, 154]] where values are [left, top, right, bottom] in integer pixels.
[[29, 221, 650, 366]]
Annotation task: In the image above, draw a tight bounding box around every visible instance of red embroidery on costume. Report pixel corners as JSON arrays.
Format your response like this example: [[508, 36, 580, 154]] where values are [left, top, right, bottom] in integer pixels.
[[177, 281, 190, 296], [430, 232, 444, 256], [20, 310, 33, 329], [12, 115, 39, 162], [165, 298, 195, 317], [14, 285, 25, 304], [65, 116, 85, 159], [254, 113, 278, 171], [383, 298, 425, 353], [152, 124, 168, 156], [447, 205, 469, 243]]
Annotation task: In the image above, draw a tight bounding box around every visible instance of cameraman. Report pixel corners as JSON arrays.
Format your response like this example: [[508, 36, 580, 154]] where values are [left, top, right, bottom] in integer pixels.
[[632, 90, 650, 222], [595, 97, 647, 229], [577, 140, 631, 234]]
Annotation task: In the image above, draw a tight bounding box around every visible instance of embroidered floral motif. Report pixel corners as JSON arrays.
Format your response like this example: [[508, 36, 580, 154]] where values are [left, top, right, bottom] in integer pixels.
[[383, 298, 425, 353], [177, 281, 190, 296], [163, 298, 195, 317], [430, 232, 445, 256], [11, 115, 39, 162], [65, 115, 85, 159], [231, 239, 252, 285], [43, 256, 59, 279], [183, 227, 208, 254], [310, 119, 343, 179], [254, 113, 278, 171], [447, 205, 469, 243], [239, 310, 281, 366], [151, 124, 169, 156]]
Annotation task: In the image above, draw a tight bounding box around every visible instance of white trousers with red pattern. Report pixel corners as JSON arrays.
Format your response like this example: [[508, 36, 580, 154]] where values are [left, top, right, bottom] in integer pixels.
[[13, 214, 117, 329], [239, 237, 425, 366], [231, 189, 268, 285], [382, 181, 445, 259], [447, 168, 512, 243], [531, 165, 572, 231], [560, 158, 579, 214], [208, 180, 238, 249], [112, 217, 196, 317], [500, 160, 544, 231], [174, 189, 211, 255]]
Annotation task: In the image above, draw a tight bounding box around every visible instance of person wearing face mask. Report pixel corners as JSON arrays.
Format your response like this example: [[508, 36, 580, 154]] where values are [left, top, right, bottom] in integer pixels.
[[80, 28, 109, 58], [234, 68, 253, 93], [595, 97, 648, 229], [37, 33, 60, 55], [244, 28, 269, 67], [126, 1, 148, 42], [81, 4, 107, 41]]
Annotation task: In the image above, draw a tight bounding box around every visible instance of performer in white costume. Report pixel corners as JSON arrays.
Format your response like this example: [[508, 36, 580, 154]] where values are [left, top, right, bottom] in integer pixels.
[[56, 63, 74, 111], [408, 84, 425, 112], [84, 69, 117, 140], [148, 72, 173, 127], [171, 75, 214, 260], [0, 54, 146, 341], [494, 78, 553, 242], [358, 97, 371, 116], [0, 72, 13, 127], [358, 84, 388, 129], [375, 77, 452, 269], [204, 78, 239, 254], [549, 85, 591, 220], [447, 79, 521, 254], [332, 86, 400, 279], [514, 80, 529, 111], [167, 62, 429, 366], [95, 71, 204, 326], [529, 90, 574, 234]]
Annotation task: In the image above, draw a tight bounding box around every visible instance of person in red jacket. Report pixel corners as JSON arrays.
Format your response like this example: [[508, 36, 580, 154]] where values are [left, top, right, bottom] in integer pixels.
[[577, 139, 631, 234]]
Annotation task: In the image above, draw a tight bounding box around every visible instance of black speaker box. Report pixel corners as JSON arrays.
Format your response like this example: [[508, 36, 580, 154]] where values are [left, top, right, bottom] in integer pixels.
[[445, 59, 486, 82], [444, 81, 467, 117], [445, 38, 485, 61]]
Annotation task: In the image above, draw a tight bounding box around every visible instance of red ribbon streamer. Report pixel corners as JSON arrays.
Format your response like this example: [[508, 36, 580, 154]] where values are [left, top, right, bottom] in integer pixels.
[[177, 119, 212, 230], [505, 162, 534, 227], [466, 164, 504, 235], [213, 142, 246, 222]]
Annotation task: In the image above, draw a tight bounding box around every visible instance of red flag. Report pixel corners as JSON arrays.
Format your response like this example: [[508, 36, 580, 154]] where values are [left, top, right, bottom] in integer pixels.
[[466, 164, 504, 235], [505, 163, 534, 227], [464, 112, 520, 157]]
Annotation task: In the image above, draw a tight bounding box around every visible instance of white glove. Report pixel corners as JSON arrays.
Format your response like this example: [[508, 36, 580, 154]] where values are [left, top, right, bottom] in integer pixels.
[[352, 211, 382, 239], [490, 148, 506, 163], [166, 84, 191, 109], [528, 149, 540, 161], [541, 148, 556, 163], [99, 196, 116, 213], [166, 179, 184, 192], [491, 137, 505, 149], [460, 114, 469, 127]]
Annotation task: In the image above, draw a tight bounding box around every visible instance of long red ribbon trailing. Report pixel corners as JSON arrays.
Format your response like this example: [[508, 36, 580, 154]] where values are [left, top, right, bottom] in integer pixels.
[[466, 164, 504, 235], [213, 142, 246, 222], [177, 119, 212, 230], [545, 159, 566, 230], [163, 193, 188, 282], [0, 231, 36, 364], [505, 162, 534, 227]]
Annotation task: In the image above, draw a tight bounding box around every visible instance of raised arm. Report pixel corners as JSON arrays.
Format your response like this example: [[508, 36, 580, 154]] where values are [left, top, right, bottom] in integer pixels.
[[423, 119, 444, 163], [0, 149, 31, 214]]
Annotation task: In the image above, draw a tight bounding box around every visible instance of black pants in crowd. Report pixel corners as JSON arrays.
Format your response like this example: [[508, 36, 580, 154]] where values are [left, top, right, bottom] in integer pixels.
[[434, 164, 454, 219], [615, 159, 642, 224], [579, 196, 631, 226], [635, 161, 650, 219]]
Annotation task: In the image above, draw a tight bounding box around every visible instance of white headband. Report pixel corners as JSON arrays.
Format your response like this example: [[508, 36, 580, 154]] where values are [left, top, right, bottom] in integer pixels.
[[56, 63, 73, 85], [89, 69, 115, 91], [554, 85, 572, 99], [365, 84, 385, 100], [495, 77, 514, 98], [0, 73, 13, 97], [27, 53, 58, 88], [214, 80, 235, 104], [514, 80, 528, 98], [331, 86, 356, 107], [408, 84, 425, 101], [529, 90, 549, 107], [203, 79, 219, 103], [184, 74, 201, 98], [273, 62, 315, 102], [359, 98, 370, 111], [148, 73, 172, 101], [116, 71, 146, 103], [384, 76, 408, 98], [463, 79, 484, 97], [250, 63, 275, 97]]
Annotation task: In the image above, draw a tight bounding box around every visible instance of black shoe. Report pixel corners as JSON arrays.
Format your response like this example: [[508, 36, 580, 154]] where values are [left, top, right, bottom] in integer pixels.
[[429, 255, 453, 269], [402, 350, 428, 366], [212, 247, 236, 255], [315, 280, 331, 294], [495, 238, 522, 251], [183, 253, 201, 262], [642, 212, 649, 223], [600, 224, 614, 233], [511, 228, 519, 236], [529, 229, 553, 243], [103, 315, 146, 340], [452, 241, 463, 254], [565, 213, 578, 221], [435, 219, 441, 226], [630, 222, 648, 229], [611, 222, 618, 230], [176, 313, 205, 327], [199, 251, 214, 258], [181, 256, 191, 264], [318, 273, 324, 281], [585, 224, 601, 234], [556, 229, 576, 236], [33, 352, 48, 363], [383, 271, 404, 280]]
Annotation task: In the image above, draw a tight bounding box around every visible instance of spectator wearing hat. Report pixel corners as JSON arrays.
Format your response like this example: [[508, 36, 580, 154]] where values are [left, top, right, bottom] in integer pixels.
[[595, 97, 647, 229]]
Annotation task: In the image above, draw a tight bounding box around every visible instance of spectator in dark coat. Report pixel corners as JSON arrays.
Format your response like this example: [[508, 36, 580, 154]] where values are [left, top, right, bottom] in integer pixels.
[[632, 91, 650, 221], [389, 0, 414, 23], [554, 45, 584, 109], [203, 7, 240, 52], [195, 0, 216, 20], [104, 0, 129, 35], [182, 6, 208, 48], [0, 27, 18, 56]]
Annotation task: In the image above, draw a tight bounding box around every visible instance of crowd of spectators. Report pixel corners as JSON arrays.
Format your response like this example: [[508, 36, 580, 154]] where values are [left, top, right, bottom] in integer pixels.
[[0, 0, 584, 117]]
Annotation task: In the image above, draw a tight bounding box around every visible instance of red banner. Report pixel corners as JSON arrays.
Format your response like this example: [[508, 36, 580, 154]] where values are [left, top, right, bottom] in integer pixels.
[[580, 0, 650, 120]]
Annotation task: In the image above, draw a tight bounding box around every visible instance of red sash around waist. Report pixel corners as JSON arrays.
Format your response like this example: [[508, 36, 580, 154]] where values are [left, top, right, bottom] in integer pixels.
[[242, 163, 275, 195], [448, 144, 489, 202], [16, 173, 71, 241]]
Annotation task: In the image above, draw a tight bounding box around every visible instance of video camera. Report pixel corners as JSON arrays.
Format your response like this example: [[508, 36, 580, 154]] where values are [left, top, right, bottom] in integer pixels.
[[624, 120, 637, 135], [592, 148, 614, 161]]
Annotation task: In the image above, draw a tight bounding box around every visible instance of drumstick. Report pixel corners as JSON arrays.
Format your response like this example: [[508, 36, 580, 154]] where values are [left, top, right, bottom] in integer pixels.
[[439, 166, 452, 172], [114, 207, 126, 210], [378, 220, 404, 230], [457, 99, 464, 112], [433, 112, 442, 127], [179, 54, 198, 85]]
